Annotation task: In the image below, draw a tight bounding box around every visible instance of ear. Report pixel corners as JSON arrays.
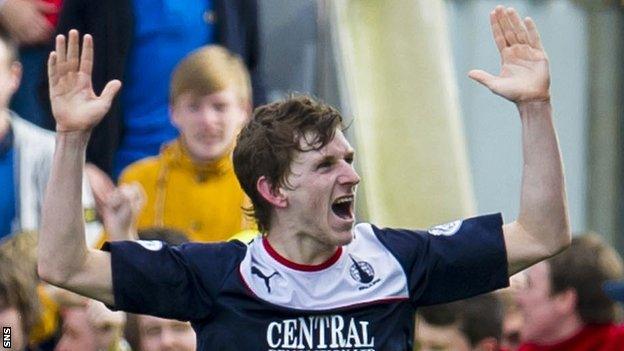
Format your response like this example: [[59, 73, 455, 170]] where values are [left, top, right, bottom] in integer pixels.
[[242, 100, 252, 118], [169, 104, 182, 128], [256, 176, 287, 208], [474, 337, 500, 351], [235, 99, 252, 128], [555, 288, 578, 315]]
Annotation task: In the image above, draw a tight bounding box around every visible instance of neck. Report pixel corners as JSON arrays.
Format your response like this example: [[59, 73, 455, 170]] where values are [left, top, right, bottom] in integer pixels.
[[0, 109, 10, 141], [266, 221, 340, 266], [531, 313, 584, 345]]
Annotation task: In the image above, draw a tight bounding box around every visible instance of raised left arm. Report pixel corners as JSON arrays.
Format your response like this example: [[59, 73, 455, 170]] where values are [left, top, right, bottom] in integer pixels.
[[469, 6, 570, 275]]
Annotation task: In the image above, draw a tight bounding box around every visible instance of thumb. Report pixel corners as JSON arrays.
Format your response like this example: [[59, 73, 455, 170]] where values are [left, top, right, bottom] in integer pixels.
[[468, 69, 496, 89], [100, 79, 122, 104]]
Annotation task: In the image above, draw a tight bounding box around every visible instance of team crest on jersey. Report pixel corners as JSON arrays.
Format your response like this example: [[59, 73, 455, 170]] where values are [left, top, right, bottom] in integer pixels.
[[428, 220, 463, 236], [348, 255, 380, 291], [135, 240, 164, 251]]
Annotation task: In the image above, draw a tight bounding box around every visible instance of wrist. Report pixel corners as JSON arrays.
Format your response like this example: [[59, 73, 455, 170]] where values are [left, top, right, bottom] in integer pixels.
[[56, 130, 92, 148], [517, 100, 552, 122], [517, 99, 552, 112]]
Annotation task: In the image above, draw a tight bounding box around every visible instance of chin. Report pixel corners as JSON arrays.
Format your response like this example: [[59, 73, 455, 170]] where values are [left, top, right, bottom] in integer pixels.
[[332, 229, 354, 246], [191, 146, 225, 161]]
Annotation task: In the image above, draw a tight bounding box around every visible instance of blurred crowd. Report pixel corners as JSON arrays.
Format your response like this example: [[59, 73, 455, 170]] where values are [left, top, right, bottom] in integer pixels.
[[1, 1, 624, 351]]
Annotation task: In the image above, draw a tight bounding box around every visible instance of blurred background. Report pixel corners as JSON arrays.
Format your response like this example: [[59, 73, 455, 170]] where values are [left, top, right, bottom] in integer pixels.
[[259, 0, 623, 253]]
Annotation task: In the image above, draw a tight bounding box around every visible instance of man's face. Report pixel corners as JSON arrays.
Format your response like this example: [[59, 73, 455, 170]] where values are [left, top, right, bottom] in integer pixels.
[[0, 307, 25, 351], [171, 88, 248, 163], [279, 129, 360, 247], [139, 315, 196, 351], [55, 307, 97, 351], [414, 318, 472, 351], [0, 42, 21, 110], [516, 262, 564, 343]]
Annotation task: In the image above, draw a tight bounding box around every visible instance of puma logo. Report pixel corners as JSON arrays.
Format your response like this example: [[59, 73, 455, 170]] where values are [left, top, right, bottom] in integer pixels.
[[251, 266, 279, 293]]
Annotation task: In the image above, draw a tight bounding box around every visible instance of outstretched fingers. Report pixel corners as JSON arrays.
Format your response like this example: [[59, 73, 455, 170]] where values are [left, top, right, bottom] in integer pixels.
[[495, 6, 518, 46], [524, 17, 544, 51], [80, 34, 94, 76], [99, 79, 122, 105], [47, 51, 58, 87], [468, 69, 495, 90], [54, 34, 67, 78], [507, 8, 529, 45], [490, 11, 506, 53], [66, 29, 80, 73]]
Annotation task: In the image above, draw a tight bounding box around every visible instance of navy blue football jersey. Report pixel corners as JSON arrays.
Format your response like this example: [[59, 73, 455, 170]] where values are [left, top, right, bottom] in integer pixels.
[[104, 213, 508, 350]]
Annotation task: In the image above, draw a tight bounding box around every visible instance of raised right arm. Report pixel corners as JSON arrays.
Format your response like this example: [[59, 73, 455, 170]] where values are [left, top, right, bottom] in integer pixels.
[[37, 30, 121, 305]]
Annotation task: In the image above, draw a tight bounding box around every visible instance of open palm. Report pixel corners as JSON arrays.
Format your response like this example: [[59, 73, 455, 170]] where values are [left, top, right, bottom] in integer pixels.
[[469, 7, 550, 103], [48, 30, 121, 132]]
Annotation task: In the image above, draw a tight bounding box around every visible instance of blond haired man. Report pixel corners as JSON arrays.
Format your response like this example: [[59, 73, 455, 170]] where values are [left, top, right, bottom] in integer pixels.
[[118, 46, 254, 242]]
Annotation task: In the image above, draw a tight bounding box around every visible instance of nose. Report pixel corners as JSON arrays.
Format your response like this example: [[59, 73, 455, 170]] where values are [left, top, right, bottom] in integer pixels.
[[198, 106, 221, 129], [338, 162, 361, 187]]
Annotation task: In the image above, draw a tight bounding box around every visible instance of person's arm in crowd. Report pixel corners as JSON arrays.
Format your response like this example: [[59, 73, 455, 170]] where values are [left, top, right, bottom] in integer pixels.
[[0, 0, 57, 45], [468, 6, 570, 275], [37, 30, 121, 305], [100, 183, 144, 241], [86, 163, 144, 241]]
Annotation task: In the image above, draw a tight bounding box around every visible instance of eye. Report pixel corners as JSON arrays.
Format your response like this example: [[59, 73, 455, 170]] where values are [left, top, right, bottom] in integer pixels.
[[345, 155, 354, 164], [187, 103, 200, 112], [317, 160, 333, 170], [213, 103, 228, 112]]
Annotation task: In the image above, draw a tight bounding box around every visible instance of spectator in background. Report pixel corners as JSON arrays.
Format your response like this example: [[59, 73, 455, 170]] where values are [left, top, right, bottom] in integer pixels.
[[118, 45, 255, 242], [0, 232, 41, 351], [55, 298, 129, 351], [0, 0, 60, 127], [136, 315, 195, 351], [415, 293, 505, 351], [499, 282, 525, 351], [0, 28, 101, 244], [517, 234, 624, 351], [41, 0, 264, 178]]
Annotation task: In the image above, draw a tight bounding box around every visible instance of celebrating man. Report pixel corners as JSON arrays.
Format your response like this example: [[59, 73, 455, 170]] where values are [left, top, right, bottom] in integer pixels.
[[38, 6, 569, 350]]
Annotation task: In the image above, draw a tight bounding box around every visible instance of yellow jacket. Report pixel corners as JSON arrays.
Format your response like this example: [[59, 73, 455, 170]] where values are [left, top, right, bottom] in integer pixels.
[[119, 140, 254, 242]]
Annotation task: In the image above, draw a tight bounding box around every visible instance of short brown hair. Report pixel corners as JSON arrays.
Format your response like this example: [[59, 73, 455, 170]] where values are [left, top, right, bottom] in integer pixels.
[[169, 45, 251, 105], [548, 233, 623, 324], [233, 95, 343, 232]]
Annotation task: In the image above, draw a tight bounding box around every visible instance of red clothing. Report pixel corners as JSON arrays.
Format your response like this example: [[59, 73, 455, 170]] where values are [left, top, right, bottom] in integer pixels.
[[519, 324, 624, 351], [43, 0, 62, 26]]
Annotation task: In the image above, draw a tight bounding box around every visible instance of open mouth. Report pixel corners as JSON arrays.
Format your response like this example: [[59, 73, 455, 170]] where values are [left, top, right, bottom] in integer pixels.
[[331, 196, 354, 220]]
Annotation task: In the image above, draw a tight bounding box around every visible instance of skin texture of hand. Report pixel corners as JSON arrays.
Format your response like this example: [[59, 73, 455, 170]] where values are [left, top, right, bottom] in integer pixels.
[[101, 183, 145, 241], [85, 164, 144, 240], [85, 163, 116, 210], [468, 6, 550, 104], [48, 30, 121, 132], [0, 0, 57, 45]]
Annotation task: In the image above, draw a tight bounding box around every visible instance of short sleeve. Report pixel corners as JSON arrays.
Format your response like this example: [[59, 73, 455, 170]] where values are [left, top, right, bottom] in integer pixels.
[[103, 240, 245, 320], [373, 213, 509, 306]]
